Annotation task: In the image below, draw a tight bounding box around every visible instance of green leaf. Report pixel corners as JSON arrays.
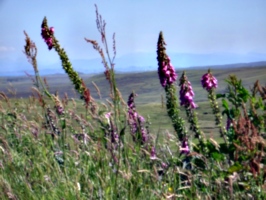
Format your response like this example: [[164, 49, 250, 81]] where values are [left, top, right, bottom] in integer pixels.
[[61, 118, 66, 129], [222, 99, 229, 110], [211, 152, 225, 161], [228, 162, 243, 173]]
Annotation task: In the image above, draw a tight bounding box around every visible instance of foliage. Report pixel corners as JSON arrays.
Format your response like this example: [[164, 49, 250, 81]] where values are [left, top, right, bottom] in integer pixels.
[[0, 4, 266, 199]]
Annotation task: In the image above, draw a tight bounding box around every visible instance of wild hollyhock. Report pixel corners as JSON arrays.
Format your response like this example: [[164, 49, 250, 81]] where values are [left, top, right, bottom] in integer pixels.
[[201, 69, 218, 91], [179, 72, 197, 109]]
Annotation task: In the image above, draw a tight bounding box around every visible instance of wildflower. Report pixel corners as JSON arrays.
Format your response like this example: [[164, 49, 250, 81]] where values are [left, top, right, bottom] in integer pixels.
[[127, 92, 137, 110], [150, 146, 157, 160], [161, 162, 168, 169], [127, 92, 148, 144], [53, 95, 64, 116], [140, 127, 148, 143], [180, 138, 190, 155], [157, 32, 177, 87], [202, 69, 228, 146], [157, 57, 177, 88], [201, 69, 218, 91], [138, 115, 145, 123], [156, 32, 186, 141], [158, 56, 178, 87], [56, 105, 64, 115], [179, 72, 197, 109], [41, 25, 54, 50], [226, 118, 232, 131], [50, 27, 54, 34], [105, 112, 111, 119], [41, 17, 91, 105]]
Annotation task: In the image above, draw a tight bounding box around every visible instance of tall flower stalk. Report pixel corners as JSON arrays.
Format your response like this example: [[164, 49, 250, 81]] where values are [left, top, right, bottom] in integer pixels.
[[157, 31, 186, 141], [201, 69, 228, 146], [41, 17, 90, 108], [127, 92, 148, 145], [179, 71, 207, 152]]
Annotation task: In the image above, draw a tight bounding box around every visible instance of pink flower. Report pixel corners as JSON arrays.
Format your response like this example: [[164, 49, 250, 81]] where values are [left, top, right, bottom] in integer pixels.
[[50, 27, 54, 34], [138, 115, 145, 123], [150, 146, 157, 160], [104, 112, 112, 119], [201, 70, 218, 91], [41, 25, 54, 50], [56, 106, 64, 115], [180, 139, 190, 155], [158, 56, 177, 87], [161, 162, 168, 169], [179, 74, 197, 109], [127, 92, 148, 144]]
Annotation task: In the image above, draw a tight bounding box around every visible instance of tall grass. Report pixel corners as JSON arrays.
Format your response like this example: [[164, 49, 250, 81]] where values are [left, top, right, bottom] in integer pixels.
[[0, 4, 266, 199]]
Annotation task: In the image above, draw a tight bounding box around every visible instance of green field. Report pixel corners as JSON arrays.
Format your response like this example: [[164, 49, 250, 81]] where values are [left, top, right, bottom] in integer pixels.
[[1, 66, 265, 138], [1, 66, 265, 103], [1, 65, 266, 199]]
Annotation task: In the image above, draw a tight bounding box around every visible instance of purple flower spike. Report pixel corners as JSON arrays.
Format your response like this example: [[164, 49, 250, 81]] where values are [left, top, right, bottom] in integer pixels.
[[158, 56, 178, 87], [127, 92, 149, 144], [41, 22, 54, 50], [179, 72, 197, 109], [157, 32, 178, 87], [201, 70, 218, 91]]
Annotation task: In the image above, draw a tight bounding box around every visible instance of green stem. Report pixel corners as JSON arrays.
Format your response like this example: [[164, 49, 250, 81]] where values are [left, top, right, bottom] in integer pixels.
[[209, 89, 228, 146], [165, 84, 186, 141]]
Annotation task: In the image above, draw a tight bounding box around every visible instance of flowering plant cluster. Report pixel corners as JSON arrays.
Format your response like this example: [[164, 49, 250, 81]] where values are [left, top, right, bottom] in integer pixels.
[[179, 72, 197, 109], [201, 69, 218, 91], [2, 5, 265, 200], [156, 31, 186, 142], [157, 31, 178, 88], [41, 24, 54, 50], [158, 56, 177, 87], [127, 92, 148, 144]]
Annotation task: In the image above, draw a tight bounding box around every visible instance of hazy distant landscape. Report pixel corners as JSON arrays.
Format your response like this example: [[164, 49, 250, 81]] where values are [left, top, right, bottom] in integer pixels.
[[1, 63, 266, 104], [1, 52, 266, 76]]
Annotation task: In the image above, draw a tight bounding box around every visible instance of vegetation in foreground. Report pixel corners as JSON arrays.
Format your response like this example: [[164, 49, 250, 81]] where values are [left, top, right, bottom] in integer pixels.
[[1, 5, 266, 199]]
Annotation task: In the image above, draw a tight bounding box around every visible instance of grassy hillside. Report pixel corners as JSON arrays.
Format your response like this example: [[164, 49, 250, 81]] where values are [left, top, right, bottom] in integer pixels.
[[1, 66, 264, 137], [1, 66, 266, 103]]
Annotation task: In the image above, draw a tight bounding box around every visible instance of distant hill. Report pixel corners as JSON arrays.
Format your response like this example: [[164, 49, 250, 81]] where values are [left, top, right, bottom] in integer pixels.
[[1, 52, 266, 76], [1, 65, 266, 104]]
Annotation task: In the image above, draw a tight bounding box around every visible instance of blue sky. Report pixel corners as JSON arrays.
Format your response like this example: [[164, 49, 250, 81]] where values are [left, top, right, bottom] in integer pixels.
[[0, 0, 266, 74]]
